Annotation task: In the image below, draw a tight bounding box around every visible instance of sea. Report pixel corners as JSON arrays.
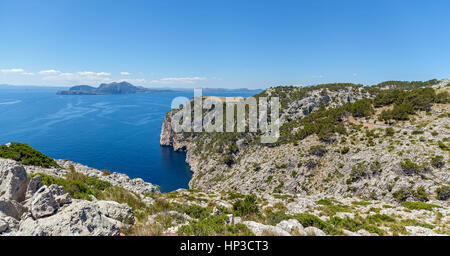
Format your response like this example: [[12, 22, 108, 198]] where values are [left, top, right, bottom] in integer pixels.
[[0, 86, 257, 192]]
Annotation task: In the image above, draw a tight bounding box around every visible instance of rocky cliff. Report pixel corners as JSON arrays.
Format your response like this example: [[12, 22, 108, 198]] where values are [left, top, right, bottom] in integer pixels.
[[160, 80, 450, 236]]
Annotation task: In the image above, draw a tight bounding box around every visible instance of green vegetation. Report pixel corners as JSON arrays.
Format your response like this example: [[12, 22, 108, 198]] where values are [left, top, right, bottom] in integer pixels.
[[376, 87, 441, 121], [0, 142, 60, 168], [430, 155, 445, 168], [232, 194, 260, 217], [374, 79, 438, 90], [316, 198, 350, 216], [436, 186, 450, 200], [32, 170, 112, 200], [178, 215, 254, 236], [401, 201, 442, 211], [400, 159, 423, 175], [385, 127, 395, 136]]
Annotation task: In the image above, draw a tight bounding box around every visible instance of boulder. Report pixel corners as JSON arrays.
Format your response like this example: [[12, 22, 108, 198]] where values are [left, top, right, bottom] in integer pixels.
[[95, 201, 134, 225], [0, 199, 27, 219], [30, 185, 72, 219], [276, 219, 306, 235], [26, 175, 43, 199], [304, 226, 326, 236], [17, 200, 120, 236], [0, 164, 29, 202], [243, 221, 291, 236]]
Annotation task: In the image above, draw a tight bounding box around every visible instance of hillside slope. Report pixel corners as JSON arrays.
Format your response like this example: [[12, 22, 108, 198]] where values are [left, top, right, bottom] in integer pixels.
[[161, 80, 449, 203]]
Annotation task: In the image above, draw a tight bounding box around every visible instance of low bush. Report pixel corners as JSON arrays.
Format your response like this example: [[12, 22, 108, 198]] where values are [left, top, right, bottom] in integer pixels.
[[401, 201, 442, 211], [232, 194, 259, 217], [0, 142, 60, 168]]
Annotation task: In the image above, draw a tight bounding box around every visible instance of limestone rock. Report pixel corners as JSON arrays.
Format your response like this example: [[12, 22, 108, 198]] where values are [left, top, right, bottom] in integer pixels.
[[95, 200, 134, 225], [17, 200, 120, 236], [26, 175, 43, 199], [0, 199, 27, 220], [30, 185, 71, 219], [276, 219, 306, 235], [243, 221, 291, 236], [0, 164, 29, 202], [304, 226, 326, 236]]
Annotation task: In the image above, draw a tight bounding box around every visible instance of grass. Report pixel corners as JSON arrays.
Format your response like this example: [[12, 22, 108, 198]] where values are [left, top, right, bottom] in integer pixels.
[[316, 198, 350, 216]]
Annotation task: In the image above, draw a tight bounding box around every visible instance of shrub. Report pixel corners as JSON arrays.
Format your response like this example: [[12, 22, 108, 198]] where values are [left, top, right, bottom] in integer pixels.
[[222, 155, 235, 167], [385, 127, 395, 136], [400, 159, 422, 175], [0, 142, 60, 168], [293, 213, 340, 235], [309, 145, 327, 157], [178, 215, 254, 236], [232, 194, 259, 217], [436, 186, 450, 201], [265, 211, 290, 225], [340, 147, 350, 154], [393, 189, 409, 202], [32, 171, 112, 201], [438, 141, 448, 151], [412, 186, 428, 202]]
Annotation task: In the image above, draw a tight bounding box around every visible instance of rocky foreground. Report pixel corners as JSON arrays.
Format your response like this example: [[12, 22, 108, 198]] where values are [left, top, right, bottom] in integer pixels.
[[1, 155, 449, 236]]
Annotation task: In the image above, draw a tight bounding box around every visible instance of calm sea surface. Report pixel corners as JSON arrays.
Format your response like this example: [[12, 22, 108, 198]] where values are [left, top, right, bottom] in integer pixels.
[[0, 87, 256, 192]]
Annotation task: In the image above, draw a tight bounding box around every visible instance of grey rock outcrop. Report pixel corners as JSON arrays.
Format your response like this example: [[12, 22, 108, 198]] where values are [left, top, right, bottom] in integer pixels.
[[243, 221, 291, 236], [26, 175, 43, 199], [276, 219, 306, 235], [96, 201, 134, 225], [0, 163, 29, 202], [0, 199, 26, 219], [17, 200, 120, 236], [304, 227, 326, 236], [30, 185, 64, 219]]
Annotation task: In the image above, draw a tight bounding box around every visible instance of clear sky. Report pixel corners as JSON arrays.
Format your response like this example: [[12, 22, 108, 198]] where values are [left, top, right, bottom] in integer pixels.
[[1, 0, 450, 88]]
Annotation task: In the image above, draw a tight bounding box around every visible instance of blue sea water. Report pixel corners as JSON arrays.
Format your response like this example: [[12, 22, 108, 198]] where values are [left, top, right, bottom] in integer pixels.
[[0, 87, 256, 192]]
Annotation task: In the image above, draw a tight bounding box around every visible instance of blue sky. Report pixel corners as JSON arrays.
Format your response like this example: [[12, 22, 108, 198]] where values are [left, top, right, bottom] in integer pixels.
[[1, 0, 449, 88]]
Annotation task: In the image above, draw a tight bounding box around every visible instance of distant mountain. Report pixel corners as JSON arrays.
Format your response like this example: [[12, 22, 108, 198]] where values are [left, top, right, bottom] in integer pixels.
[[57, 82, 155, 95], [57, 83, 263, 95]]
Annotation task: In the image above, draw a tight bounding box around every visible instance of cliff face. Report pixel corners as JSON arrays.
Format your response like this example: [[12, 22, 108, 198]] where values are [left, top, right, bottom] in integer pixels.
[[160, 81, 450, 202]]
